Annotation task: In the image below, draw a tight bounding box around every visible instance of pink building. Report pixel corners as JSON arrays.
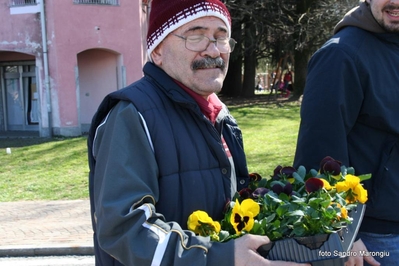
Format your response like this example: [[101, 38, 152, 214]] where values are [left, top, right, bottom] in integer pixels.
[[0, 0, 149, 137]]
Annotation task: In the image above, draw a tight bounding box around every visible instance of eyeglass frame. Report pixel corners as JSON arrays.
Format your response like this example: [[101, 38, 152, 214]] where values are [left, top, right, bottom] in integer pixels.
[[171, 33, 237, 54]]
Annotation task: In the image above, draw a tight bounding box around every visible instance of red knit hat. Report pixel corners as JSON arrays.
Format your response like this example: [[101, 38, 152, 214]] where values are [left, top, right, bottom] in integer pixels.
[[147, 0, 231, 58]]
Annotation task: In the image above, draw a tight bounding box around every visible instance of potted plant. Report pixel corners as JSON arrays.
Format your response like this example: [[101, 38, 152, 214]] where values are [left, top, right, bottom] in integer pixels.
[[187, 156, 370, 265]]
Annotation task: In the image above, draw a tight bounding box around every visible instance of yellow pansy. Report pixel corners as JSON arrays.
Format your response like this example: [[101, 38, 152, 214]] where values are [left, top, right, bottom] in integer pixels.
[[187, 210, 221, 236], [320, 178, 333, 190], [336, 174, 359, 192], [353, 184, 368, 204], [230, 199, 260, 234], [336, 174, 368, 203], [340, 205, 348, 219]]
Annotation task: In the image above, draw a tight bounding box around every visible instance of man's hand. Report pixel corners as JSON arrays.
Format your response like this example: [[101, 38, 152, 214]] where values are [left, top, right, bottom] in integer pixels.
[[345, 239, 380, 266], [234, 234, 310, 266]]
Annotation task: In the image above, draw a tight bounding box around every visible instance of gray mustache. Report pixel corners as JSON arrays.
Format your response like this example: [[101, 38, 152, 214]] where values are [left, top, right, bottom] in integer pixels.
[[192, 57, 226, 71]]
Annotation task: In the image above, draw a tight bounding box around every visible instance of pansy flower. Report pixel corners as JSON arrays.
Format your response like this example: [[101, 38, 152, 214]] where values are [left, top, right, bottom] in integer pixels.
[[272, 166, 296, 184], [249, 172, 262, 182], [271, 182, 293, 195], [340, 205, 348, 219], [238, 188, 254, 199], [230, 199, 260, 234], [319, 156, 342, 180], [252, 187, 269, 198], [334, 203, 348, 220], [320, 178, 333, 190], [336, 174, 368, 203], [187, 210, 221, 236], [305, 177, 324, 193]]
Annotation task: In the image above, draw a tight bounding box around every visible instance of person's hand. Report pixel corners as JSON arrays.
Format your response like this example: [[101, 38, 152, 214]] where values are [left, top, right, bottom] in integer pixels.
[[234, 234, 310, 266], [345, 239, 380, 266]]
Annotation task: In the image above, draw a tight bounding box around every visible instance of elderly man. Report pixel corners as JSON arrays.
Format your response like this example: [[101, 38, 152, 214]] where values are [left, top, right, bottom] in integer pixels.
[[88, 0, 308, 265]]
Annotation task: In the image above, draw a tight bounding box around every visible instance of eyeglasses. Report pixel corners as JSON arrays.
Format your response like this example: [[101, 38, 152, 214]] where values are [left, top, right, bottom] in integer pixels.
[[172, 34, 236, 54]]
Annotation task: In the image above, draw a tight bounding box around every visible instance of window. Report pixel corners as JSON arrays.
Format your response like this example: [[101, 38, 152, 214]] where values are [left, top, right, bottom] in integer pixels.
[[9, 0, 37, 7], [73, 0, 120, 5]]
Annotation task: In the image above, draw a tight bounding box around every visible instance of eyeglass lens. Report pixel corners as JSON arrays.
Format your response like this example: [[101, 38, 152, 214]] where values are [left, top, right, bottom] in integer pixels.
[[185, 35, 236, 53]]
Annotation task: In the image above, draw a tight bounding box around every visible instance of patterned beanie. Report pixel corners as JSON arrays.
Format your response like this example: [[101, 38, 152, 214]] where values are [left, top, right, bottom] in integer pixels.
[[147, 0, 232, 58]]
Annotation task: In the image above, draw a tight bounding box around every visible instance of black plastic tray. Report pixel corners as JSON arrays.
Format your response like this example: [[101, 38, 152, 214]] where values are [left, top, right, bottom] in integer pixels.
[[257, 204, 365, 265]]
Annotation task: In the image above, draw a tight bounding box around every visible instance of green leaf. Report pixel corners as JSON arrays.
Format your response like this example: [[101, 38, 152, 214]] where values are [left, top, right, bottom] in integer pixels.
[[293, 172, 305, 184], [270, 180, 287, 187], [278, 192, 290, 201], [258, 178, 268, 188], [292, 225, 306, 237], [358, 173, 372, 182], [320, 199, 332, 208], [346, 166, 355, 175], [266, 213, 276, 223], [297, 165, 307, 179], [218, 230, 231, 242], [250, 221, 262, 234], [288, 210, 304, 217], [267, 192, 282, 203], [276, 205, 289, 217], [310, 169, 318, 177]]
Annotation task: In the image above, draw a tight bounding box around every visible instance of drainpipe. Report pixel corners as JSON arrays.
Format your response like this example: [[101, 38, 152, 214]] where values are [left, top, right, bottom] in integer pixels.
[[39, 0, 52, 137]]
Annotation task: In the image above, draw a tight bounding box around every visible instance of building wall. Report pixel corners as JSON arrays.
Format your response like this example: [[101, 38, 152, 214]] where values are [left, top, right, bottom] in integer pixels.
[[0, 0, 148, 137], [77, 49, 119, 129], [0, 5, 41, 55]]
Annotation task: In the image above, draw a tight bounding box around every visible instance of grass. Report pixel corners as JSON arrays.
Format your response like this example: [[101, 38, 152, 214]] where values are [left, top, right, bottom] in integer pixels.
[[229, 99, 300, 177], [0, 97, 301, 202], [0, 137, 90, 201]]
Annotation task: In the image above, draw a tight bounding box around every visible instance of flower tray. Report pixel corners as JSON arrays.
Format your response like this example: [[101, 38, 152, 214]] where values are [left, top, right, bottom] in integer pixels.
[[257, 204, 365, 266]]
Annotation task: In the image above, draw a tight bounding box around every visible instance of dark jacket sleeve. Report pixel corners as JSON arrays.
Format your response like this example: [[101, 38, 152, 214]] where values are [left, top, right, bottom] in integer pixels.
[[91, 101, 234, 266]]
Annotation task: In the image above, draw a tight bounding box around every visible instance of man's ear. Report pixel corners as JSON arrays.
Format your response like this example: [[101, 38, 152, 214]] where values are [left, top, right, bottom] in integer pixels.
[[151, 46, 162, 66]]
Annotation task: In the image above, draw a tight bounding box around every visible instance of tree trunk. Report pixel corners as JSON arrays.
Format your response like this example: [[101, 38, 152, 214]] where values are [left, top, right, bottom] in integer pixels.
[[242, 52, 256, 97], [222, 56, 243, 97], [293, 48, 312, 97], [241, 14, 256, 97], [221, 10, 243, 97], [292, 0, 317, 98]]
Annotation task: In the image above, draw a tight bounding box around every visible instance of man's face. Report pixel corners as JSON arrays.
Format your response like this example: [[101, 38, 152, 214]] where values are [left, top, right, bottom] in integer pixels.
[[151, 17, 230, 99], [367, 0, 399, 32]]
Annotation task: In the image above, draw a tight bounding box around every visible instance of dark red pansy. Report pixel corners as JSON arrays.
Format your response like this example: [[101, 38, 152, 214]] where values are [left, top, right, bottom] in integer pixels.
[[271, 165, 283, 180], [322, 160, 341, 175], [283, 182, 293, 195], [305, 177, 324, 193], [249, 172, 262, 182], [271, 184, 284, 194], [238, 188, 253, 199], [280, 166, 296, 178], [319, 156, 335, 168], [319, 156, 342, 175]]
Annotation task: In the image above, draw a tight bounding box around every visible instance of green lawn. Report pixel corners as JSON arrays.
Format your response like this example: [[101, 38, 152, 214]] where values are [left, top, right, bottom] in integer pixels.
[[0, 99, 301, 202], [230, 100, 300, 177]]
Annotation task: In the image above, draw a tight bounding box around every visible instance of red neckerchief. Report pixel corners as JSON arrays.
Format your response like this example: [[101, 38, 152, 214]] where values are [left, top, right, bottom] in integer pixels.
[[174, 80, 222, 124]]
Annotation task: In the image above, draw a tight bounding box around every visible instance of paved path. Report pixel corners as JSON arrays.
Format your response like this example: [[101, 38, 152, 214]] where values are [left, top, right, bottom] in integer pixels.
[[0, 200, 94, 257]]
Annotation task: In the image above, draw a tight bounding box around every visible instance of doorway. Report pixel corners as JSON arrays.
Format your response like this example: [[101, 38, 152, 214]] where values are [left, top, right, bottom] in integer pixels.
[[1, 63, 39, 132]]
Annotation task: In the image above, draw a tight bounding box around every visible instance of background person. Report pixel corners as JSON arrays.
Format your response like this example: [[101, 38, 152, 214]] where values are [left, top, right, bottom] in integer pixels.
[[88, 0, 308, 265], [294, 0, 399, 265]]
